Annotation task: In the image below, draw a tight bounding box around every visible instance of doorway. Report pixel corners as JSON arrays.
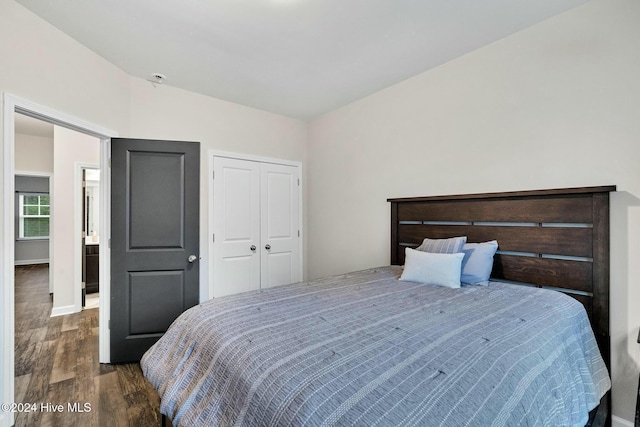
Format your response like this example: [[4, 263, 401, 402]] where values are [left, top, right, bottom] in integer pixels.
[[81, 166, 100, 310], [2, 94, 117, 427]]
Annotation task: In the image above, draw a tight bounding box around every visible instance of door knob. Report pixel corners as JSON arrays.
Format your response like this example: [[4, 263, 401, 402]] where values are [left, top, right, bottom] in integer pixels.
[[265, 244, 271, 250], [188, 255, 197, 263], [250, 245, 256, 252]]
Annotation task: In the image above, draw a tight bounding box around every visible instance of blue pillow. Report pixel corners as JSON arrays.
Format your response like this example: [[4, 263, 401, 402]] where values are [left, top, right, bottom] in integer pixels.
[[461, 240, 499, 285], [415, 236, 466, 254]]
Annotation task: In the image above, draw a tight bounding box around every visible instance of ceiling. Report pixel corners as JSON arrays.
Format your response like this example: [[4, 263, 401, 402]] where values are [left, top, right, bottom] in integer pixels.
[[16, 0, 588, 119]]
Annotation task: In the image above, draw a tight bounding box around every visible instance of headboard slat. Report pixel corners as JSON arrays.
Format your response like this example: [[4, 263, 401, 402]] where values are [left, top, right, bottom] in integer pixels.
[[398, 224, 593, 258], [493, 255, 593, 292], [396, 196, 594, 223]]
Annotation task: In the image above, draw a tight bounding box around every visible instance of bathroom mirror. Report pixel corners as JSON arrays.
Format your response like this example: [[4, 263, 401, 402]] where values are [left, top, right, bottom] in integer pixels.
[[85, 168, 100, 243]]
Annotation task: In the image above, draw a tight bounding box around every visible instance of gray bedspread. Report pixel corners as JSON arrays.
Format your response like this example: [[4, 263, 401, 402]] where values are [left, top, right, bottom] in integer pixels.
[[141, 266, 610, 427]]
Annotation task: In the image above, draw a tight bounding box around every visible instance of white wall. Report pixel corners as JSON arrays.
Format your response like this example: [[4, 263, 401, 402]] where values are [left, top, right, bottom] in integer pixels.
[[15, 133, 53, 173], [128, 79, 308, 298], [0, 0, 132, 133], [51, 126, 99, 312], [307, 0, 640, 422]]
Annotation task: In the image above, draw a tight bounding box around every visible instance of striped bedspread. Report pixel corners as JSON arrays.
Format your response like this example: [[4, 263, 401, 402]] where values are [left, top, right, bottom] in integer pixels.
[[141, 266, 610, 427]]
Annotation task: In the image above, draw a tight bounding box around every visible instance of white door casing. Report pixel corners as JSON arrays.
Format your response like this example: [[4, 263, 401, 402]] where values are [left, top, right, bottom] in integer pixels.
[[2, 94, 117, 427], [211, 153, 301, 298]]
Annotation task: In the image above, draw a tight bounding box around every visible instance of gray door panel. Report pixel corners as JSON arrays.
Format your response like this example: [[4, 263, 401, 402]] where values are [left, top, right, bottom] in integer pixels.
[[110, 138, 200, 363]]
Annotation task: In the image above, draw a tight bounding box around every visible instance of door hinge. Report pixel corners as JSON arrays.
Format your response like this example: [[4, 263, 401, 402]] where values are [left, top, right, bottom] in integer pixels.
[[212, 234, 215, 243], [108, 239, 111, 248], [298, 230, 300, 237], [108, 320, 111, 329], [108, 158, 111, 168], [212, 170, 215, 180], [297, 178, 300, 186]]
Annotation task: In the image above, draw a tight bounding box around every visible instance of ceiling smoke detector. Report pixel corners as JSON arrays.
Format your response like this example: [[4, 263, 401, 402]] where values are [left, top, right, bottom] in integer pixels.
[[149, 73, 167, 84]]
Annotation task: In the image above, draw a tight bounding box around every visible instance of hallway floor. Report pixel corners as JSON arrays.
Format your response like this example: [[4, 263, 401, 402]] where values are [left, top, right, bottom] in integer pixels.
[[14, 264, 160, 426]]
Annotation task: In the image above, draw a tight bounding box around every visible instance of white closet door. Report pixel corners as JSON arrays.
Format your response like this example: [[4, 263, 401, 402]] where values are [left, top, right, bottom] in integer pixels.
[[213, 157, 260, 297], [260, 162, 300, 288]]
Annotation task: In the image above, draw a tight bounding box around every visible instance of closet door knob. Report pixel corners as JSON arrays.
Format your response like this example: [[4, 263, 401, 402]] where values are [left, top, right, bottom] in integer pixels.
[[250, 245, 256, 252], [188, 255, 197, 263], [265, 244, 271, 250]]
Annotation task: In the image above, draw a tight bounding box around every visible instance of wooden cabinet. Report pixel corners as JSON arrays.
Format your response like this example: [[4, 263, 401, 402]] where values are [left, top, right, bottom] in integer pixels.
[[85, 244, 99, 294]]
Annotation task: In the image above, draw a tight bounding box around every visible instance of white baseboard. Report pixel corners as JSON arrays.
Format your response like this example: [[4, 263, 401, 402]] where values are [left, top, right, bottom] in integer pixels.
[[50, 304, 78, 317], [613, 415, 634, 427], [14, 259, 49, 266]]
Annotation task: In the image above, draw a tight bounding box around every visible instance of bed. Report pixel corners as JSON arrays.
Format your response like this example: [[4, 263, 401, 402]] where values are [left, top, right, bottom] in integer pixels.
[[141, 186, 614, 427]]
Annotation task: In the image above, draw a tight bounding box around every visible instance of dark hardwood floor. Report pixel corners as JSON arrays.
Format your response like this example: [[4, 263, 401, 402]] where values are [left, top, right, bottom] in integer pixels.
[[14, 264, 160, 426]]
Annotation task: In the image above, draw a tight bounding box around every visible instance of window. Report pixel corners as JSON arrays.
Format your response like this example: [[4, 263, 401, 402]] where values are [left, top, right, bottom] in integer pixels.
[[19, 193, 50, 239]]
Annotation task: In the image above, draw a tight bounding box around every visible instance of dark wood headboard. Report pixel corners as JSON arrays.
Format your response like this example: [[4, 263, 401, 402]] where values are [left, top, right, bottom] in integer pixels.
[[388, 185, 615, 368]]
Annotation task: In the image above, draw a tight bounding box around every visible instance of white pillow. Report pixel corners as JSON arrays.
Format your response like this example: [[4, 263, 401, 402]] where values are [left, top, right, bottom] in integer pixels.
[[400, 248, 464, 288]]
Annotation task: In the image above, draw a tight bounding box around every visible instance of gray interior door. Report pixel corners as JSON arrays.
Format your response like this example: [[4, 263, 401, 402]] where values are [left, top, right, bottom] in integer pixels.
[[110, 138, 200, 363]]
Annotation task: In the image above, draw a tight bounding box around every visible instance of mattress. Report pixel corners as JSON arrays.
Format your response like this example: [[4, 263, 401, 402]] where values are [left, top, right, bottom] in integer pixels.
[[141, 266, 611, 427]]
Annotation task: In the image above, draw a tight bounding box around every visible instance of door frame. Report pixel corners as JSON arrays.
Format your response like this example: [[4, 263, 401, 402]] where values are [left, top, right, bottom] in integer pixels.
[[2, 94, 117, 427], [208, 150, 303, 300]]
